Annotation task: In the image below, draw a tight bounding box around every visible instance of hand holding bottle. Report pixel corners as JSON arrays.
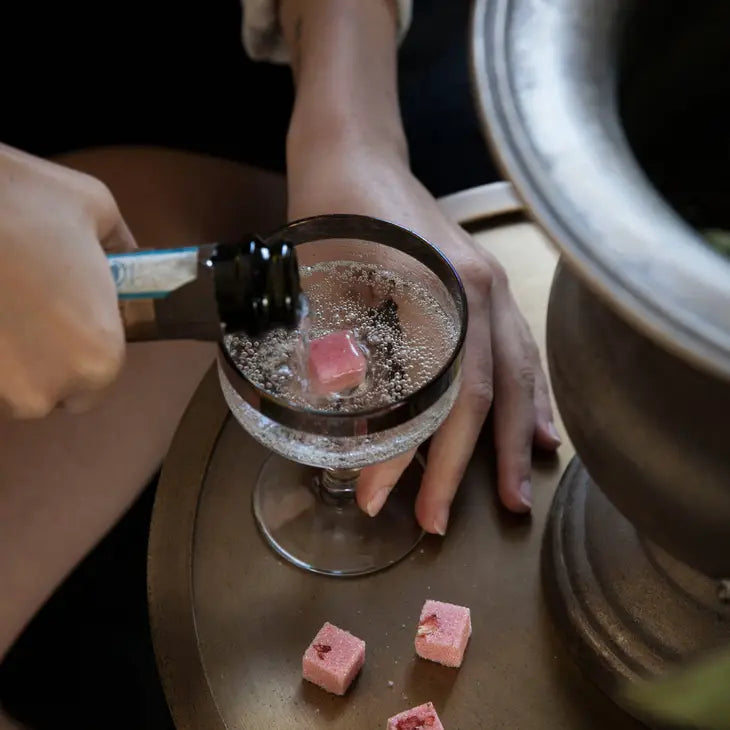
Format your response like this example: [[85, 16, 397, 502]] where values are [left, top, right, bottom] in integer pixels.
[[0, 144, 136, 418]]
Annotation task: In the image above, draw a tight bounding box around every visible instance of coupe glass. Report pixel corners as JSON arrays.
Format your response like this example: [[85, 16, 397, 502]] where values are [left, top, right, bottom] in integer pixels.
[[217, 215, 467, 576]]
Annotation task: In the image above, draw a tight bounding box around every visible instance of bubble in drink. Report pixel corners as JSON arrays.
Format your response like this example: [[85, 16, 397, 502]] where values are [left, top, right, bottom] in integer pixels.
[[224, 261, 459, 413]]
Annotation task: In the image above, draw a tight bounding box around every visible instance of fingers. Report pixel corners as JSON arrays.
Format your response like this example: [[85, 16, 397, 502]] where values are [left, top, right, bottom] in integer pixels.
[[532, 361, 561, 451], [353, 239, 561, 528], [416, 384, 491, 534], [0, 298, 126, 419], [490, 287, 562, 512], [415, 279, 494, 534], [356, 449, 417, 516], [0, 352, 56, 419], [512, 310, 560, 452], [491, 298, 537, 513]]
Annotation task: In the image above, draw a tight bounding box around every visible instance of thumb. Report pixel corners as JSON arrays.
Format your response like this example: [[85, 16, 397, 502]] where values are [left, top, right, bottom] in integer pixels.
[[102, 218, 138, 253]]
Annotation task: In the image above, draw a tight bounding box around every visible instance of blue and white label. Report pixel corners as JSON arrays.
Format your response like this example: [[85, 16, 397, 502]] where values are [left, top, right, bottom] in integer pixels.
[[107, 247, 199, 299]]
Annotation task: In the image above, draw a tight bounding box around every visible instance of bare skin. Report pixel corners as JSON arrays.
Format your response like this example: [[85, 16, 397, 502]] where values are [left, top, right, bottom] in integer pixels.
[[0, 143, 134, 418]]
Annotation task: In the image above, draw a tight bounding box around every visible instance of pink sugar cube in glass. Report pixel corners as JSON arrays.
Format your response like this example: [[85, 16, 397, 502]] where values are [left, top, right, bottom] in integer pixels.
[[302, 622, 365, 695], [386, 701, 445, 729], [307, 330, 367, 395], [414, 599, 471, 668]]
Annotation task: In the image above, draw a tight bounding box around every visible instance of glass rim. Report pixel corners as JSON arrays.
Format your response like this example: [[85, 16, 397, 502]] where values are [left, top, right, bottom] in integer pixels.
[[218, 213, 468, 438]]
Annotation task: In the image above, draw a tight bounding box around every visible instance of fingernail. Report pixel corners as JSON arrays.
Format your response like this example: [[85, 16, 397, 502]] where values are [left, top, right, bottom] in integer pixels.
[[366, 487, 390, 517], [520, 480, 533, 510], [433, 506, 450, 536], [548, 422, 562, 445]]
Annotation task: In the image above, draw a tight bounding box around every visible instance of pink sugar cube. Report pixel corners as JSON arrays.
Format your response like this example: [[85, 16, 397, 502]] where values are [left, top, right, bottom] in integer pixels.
[[387, 701, 444, 729], [414, 599, 471, 668], [302, 622, 365, 695], [307, 330, 367, 394]]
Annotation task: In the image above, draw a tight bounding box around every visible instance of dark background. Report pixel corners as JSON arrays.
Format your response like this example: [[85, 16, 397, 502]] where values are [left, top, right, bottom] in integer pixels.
[[1, 0, 499, 198]]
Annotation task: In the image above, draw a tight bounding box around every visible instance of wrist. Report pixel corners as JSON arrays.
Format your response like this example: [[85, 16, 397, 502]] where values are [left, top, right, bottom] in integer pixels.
[[281, 0, 398, 76], [286, 108, 409, 179], [282, 0, 408, 167], [285, 140, 418, 222]]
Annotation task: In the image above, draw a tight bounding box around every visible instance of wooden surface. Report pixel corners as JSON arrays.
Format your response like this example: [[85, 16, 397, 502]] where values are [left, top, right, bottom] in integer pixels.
[[146, 173, 645, 729]]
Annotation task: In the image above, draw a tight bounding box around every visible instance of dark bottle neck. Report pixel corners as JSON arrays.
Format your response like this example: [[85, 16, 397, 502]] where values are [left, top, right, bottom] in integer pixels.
[[210, 236, 304, 338]]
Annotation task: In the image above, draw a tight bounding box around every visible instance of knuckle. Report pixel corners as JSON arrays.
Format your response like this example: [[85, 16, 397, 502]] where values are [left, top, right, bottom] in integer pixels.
[[84, 351, 124, 389], [83, 174, 116, 208], [465, 378, 494, 413], [80, 175, 122, 233], [513, 362, 536, 397], [525, 338, 541, 364], [458, 255, 510, 297], [74, 331, 125, 389], [11, 392, 55, 419], [489, 260, 509, 289], [461, 259, 494, 293], [84, 174, 115, 207]]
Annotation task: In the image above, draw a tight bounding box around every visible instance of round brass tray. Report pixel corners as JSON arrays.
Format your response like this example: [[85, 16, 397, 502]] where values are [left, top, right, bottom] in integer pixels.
[[148, 185, 644, 729]]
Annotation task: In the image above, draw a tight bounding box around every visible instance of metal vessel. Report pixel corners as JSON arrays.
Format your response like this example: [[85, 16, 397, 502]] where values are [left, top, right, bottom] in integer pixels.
[[472, 0, 730, 721]]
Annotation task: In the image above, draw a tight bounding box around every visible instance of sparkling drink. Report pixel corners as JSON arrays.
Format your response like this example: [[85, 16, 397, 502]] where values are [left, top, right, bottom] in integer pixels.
[[216, 216, 467, 576], [222, 259, 461, 469]]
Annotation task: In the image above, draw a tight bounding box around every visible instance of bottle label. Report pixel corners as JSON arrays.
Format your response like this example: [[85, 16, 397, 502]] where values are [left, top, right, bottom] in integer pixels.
[[108, 247, 199, 299]]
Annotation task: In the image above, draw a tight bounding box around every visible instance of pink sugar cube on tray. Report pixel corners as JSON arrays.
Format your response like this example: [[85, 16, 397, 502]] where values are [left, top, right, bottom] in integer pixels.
[[302, 622, 365, 695], [307, 330, 367, 395], [414, 599, 472, 668], [387, 701, 445, 729]]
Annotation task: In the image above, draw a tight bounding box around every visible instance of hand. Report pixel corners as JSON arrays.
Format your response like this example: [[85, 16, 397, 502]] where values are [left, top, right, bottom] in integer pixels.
[[288, 148, 561, 533], [0, 144, 136, 418]]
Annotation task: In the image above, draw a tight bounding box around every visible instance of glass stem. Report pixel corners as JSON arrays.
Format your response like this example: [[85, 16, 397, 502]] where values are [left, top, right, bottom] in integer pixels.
[[319, 468, 361, 505]]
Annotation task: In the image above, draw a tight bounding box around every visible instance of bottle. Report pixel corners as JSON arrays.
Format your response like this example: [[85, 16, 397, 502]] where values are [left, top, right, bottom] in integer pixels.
[[109, 236, 304, 341]]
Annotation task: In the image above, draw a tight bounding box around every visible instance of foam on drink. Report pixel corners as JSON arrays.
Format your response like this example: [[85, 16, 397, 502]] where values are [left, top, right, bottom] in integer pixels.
[[225, 261, 459, 413]]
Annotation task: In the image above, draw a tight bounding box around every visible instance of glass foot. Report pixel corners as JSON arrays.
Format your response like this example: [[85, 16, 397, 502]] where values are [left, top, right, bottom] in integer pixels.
[[252, 453, 425, 576]]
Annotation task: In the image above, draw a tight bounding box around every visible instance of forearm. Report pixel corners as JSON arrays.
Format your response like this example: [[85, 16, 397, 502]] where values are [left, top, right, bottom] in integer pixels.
[[281, 0, 408, 169]]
